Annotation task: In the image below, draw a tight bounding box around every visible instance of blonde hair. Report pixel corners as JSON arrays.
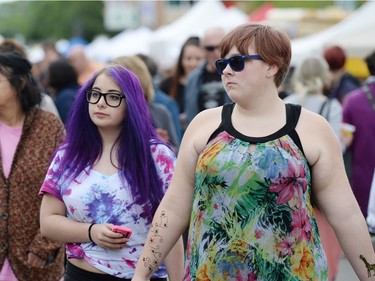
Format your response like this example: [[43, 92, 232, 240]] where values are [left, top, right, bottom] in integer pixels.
[[292, 56, 330, 100], [112, 56, 154, 102]]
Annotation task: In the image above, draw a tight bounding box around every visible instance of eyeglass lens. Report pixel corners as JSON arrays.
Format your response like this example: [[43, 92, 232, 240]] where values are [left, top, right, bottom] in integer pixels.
[[86, 89, 123, 107]]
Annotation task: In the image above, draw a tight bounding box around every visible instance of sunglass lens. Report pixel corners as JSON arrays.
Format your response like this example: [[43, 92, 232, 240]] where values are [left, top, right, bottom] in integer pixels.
[[229, 56, 245, 72], [215, 59, 227, 74]]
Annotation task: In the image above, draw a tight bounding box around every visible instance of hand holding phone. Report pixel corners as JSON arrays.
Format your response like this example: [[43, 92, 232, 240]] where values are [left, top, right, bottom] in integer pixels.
[[112, 226, 132, 239]]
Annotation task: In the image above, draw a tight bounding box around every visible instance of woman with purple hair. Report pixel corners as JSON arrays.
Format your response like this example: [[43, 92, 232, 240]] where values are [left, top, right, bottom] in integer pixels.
[[39, 65, 184, 281]]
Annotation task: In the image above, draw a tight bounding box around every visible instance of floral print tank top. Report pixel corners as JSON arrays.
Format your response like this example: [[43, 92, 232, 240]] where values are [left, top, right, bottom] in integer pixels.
[[184, 103, 328, 281]]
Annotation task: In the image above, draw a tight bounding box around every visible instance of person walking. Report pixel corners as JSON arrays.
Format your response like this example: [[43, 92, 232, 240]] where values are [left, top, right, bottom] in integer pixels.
[[39, 64, 184, 281], [323, 45, 361, 104], [112, 55, 180, 152], [343, 50, 375, 218], [159, 36, 204, 133], [47, 58, 80, 125], [0, 52, 65, 281], [184, 27, 231, 125], [131, 23, 375, 281], [284, 56, 343, 281]]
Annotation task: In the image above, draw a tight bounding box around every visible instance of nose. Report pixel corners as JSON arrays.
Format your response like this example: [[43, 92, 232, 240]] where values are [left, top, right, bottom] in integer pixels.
[[223, 63, 233, 76], [97, 95, 107, 107]]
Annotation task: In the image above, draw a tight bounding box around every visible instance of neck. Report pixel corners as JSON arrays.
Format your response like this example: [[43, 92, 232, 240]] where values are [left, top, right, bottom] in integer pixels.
[[0, 105, 25, 127], [98, 127, 121, 148], [331, 69, 345, 83]]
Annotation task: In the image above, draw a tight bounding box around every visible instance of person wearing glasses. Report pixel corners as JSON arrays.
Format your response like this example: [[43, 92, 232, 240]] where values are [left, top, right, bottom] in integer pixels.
[[131, 23, 375, 281], [184, 26, 231, 126], [39, 65, 184, 281]]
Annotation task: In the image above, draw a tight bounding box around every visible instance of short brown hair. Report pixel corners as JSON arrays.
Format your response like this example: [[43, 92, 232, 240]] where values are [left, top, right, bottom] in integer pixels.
[[323, 45, 346, 71], [219, 23, 291, 87]]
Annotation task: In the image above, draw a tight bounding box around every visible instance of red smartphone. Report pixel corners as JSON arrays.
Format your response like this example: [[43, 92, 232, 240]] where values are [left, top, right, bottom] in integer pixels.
[[112, 226, 132, 239]]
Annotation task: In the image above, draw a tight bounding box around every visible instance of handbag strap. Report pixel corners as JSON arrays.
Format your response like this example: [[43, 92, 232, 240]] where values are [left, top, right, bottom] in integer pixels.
[[318, 99, 331, 121], [363, 84, 375, 112]]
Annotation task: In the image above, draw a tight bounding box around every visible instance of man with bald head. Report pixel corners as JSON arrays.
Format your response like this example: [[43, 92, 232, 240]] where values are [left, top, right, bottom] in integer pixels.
[[67, 45, 104, 86], [184, 26, 230, 124]]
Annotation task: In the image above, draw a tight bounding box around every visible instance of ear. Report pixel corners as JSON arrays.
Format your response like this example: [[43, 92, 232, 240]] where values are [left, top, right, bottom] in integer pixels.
[[266, 64, 279, 77]]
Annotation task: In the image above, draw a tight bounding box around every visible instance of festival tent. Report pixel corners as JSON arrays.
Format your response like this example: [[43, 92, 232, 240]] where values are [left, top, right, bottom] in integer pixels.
[[85, 0, 247, 66], [149, 0, 248, 71], [86, 27, 153, 63], [291, 1, 375, 78], [85, 35, 111, 62], [105, 26, 153, 60]]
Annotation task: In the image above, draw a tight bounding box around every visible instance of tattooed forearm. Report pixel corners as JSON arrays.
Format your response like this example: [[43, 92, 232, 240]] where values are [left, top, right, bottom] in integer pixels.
[[142, 211, 168, 277], [359, 255, 375, 277]]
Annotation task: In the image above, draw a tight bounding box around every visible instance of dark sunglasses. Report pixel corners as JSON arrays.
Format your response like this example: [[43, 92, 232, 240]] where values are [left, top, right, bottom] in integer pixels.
[[215, 55, 263, 75], [204, 45, 220, 52]]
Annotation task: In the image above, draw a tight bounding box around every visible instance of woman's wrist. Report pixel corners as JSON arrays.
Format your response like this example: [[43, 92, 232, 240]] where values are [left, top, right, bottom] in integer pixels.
[[88, 223, 96, 243]]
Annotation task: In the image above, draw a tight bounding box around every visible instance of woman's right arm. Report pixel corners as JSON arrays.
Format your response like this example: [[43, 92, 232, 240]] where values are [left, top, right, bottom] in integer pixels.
[[40, 194, 91, 243], [40, 194, 127, 249]]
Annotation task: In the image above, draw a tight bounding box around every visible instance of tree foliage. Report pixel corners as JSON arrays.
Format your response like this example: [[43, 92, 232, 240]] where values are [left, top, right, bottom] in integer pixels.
[[0, 1, 115, 43], [0, 0, 366, 43]]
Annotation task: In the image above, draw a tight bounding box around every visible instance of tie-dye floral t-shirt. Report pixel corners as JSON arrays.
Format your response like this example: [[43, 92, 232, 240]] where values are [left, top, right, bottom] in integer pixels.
[[184, 103, 328, 281], [39, 143, 175, 279]]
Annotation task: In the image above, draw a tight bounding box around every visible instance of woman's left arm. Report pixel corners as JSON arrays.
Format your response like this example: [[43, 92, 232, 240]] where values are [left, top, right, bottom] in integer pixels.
[[302, 112, 375, 280]]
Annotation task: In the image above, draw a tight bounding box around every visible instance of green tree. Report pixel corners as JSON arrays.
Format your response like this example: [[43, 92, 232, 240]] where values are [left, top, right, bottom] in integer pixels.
[[0, 1, 115, 42]]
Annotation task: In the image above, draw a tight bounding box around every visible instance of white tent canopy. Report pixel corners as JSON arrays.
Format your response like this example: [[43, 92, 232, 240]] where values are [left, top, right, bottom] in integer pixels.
[[149, 0, 248, 71], [291, 1, 375, 66], [86, 27, 153, 63], [85, 0, 247, 66], [107, 26, 153, 59]]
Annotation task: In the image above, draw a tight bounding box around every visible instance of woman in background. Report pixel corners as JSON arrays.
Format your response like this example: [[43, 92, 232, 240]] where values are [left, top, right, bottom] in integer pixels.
[[0, 52, 65, 281], [47, 58, 80, 125], [112, 56, 180, 152], [284, 56, 343, 281], [160, 36, 204, 131]]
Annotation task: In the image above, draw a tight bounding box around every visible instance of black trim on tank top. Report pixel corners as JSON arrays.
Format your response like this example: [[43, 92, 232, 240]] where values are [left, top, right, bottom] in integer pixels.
[[207, 103, 305, 155]]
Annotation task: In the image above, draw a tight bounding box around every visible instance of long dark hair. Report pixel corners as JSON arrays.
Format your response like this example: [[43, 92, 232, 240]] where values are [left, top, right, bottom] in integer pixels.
[[0, 52, 42, 112], [169, 36, 201, 100], [53, 65, 166, 222]]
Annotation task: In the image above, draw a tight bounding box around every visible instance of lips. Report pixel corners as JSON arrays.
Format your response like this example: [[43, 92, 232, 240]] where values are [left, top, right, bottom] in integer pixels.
[[225, 81, 236, 87], [94, 112, 108, 116]]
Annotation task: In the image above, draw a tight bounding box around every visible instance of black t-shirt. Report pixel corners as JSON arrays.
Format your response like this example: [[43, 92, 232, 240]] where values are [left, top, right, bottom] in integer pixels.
[[197, 69, 226, 112]]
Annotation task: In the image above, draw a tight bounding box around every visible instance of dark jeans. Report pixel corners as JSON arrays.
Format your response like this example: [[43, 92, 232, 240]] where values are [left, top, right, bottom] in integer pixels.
[[64, 261, 167, 281]]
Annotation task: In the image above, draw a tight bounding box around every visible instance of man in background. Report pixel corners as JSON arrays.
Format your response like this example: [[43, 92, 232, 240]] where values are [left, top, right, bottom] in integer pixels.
[[184, 26, 230, 124]]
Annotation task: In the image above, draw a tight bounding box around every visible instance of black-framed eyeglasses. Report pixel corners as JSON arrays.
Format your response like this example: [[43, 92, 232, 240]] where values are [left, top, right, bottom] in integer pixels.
[[215, 55, 263, 75], [204, 45, 220, 52], [86, 89, 124, 108]]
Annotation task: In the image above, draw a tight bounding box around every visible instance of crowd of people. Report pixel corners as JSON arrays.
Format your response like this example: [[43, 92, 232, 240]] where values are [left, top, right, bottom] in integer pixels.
[[0, 21, 375, 281]]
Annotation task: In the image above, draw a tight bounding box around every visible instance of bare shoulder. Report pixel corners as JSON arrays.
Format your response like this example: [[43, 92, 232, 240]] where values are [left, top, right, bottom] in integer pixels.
[[295, 108, 341, 167], [182, 107, 223, 155]]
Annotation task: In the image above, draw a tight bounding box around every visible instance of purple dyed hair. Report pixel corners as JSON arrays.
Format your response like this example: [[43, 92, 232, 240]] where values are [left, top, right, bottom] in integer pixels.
[[54, 65, 166, 222]]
